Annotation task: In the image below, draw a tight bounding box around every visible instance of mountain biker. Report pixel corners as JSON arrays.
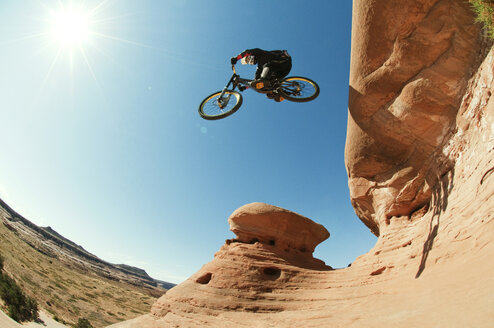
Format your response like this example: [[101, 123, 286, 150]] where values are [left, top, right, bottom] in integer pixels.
[[230, 48, 292, 102]]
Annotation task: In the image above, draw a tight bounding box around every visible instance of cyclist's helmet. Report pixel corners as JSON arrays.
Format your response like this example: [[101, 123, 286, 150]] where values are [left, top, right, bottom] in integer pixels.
[[241, 55, 256, 65]]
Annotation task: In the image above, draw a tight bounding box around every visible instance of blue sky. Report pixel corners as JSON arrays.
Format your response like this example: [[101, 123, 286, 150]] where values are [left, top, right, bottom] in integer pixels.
[[0, 0, 376, 283]]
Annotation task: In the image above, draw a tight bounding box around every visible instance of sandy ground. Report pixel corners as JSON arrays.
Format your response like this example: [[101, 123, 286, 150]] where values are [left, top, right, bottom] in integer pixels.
[[0, 308, 68, 328]]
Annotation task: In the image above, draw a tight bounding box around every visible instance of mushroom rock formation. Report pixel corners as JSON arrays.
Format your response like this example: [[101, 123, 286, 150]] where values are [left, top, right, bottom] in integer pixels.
[[228, 202, 330, 255], [106, 203, 333, 327], [149, 203, 332, 319], [109, 1, 494, 327]]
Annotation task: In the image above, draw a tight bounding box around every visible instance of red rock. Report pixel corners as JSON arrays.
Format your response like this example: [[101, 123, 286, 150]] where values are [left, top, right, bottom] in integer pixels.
[[228, 202, 329, 254], [346, 0, 483, 236]]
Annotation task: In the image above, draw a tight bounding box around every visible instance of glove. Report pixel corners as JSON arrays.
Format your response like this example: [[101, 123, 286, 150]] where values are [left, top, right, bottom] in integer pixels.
[[230, 57, 237, 65]]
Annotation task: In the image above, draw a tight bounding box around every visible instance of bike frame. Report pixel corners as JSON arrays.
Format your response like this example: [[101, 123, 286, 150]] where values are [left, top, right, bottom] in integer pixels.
[[219, 65, 279, 99], [219, 66, 245, 95], [215, 65, 291, 109]]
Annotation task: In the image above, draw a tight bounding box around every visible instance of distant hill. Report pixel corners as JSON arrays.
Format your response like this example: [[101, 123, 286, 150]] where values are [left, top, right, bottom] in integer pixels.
[[0, 197, 175, 327]]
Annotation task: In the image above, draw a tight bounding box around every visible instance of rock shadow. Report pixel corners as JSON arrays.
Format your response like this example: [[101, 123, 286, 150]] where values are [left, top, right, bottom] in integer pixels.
[[415, 169, 454, 278], [226, 239, 333, 272]]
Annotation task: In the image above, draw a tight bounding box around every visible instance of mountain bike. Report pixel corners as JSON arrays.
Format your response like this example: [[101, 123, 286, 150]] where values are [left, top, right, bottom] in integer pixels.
[[198, 65, 320, 120]]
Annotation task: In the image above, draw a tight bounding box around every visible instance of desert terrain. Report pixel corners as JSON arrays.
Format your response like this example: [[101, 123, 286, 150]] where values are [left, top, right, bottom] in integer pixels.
[[0, 198, 173, 327]]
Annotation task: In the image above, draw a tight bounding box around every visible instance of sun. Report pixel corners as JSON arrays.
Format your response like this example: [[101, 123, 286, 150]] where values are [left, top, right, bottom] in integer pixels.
[[22, 0, 144, 95], [49, 7, 91, 46]]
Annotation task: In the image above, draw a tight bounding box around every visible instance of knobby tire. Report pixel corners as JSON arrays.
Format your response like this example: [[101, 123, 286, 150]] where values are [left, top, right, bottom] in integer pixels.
[[279, 76, 320, 102], [198, 90, 243, 120]]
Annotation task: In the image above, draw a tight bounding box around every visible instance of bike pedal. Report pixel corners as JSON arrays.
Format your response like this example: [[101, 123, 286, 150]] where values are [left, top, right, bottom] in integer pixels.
[[256, 82, 264, 89]]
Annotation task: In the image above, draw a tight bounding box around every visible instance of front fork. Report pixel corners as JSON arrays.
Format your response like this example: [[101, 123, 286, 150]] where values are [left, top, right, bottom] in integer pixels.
[[217, 87, 231, 109], [217, 65, 238, 109]]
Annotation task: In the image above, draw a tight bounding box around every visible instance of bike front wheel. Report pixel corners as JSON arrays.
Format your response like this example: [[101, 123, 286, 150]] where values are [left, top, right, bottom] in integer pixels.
[[279, 76, 320, 102], [198, 90, 243, 120]]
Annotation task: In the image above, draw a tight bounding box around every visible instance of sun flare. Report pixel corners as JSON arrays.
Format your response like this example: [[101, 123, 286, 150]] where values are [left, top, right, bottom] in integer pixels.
[[16, 0, 146, 95], [50, 8, 91, 46]]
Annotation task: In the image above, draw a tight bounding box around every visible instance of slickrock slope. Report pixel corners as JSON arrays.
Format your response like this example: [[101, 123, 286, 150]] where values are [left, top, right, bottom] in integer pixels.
[[111, 0, 494, 327]]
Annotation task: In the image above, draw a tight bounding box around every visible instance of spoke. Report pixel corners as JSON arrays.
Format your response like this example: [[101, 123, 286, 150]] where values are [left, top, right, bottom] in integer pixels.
[[201, 92, 238, 117], [282, 80, 316, 99]]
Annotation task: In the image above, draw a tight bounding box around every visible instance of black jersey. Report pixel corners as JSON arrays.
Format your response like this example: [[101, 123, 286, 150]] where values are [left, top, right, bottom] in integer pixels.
[[235, 48, 291, 79]]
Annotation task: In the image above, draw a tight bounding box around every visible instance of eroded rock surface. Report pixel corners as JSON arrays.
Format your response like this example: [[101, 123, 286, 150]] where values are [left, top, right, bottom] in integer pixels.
[[346, 0, 484, 235], [228, 202, 330, 254], [109, 1, 494, 327], [150, 203, 332, 319]]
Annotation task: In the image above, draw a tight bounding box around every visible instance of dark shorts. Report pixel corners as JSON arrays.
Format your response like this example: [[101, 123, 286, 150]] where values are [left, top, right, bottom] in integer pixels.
[[262, 58, 292, 80]]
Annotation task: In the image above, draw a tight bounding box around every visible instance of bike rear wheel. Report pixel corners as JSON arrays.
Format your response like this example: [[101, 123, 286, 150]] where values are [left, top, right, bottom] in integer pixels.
[[279, 76, 320, 102], [198, 90, 243, 120]]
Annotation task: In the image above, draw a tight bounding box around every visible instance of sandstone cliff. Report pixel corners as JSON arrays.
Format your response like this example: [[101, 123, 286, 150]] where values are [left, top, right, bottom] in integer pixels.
[[346, 0, 487, 236], [110, 0, 494, 327]]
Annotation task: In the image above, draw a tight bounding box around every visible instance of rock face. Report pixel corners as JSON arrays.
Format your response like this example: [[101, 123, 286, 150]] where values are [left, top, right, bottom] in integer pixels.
[[110, 1, 494, 327], [346, 0, 484, 236]]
